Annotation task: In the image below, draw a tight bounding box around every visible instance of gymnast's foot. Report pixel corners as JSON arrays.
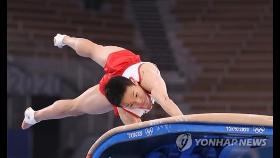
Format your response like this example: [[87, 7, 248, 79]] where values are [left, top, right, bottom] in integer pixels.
[[21, 121, 33, 130], [21, 107, 39, 130]]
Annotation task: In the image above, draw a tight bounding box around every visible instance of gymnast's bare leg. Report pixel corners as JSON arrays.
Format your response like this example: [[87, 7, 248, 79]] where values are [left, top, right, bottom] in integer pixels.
[[21, 34, 124, 129]]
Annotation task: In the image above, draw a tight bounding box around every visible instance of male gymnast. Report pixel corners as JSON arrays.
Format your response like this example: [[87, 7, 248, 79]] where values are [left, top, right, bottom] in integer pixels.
[[22, 34, 183, 129]]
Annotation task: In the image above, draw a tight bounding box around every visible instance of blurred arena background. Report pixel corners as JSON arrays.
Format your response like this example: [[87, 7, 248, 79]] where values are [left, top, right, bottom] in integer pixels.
[[7, 0, 272, 157]]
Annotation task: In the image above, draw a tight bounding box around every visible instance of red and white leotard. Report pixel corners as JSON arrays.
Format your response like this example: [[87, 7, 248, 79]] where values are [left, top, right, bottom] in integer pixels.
[[121, 62, 155, 117], [99, 49, 155, 118]]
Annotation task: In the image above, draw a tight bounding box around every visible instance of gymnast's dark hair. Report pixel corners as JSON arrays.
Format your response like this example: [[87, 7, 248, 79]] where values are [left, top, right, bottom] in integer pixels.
[[105, 76, 134, 107]]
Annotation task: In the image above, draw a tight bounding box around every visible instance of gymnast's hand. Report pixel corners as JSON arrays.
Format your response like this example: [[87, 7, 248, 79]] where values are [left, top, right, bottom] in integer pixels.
[[54, 33, 67, 48], [21, 107, 39, 130]]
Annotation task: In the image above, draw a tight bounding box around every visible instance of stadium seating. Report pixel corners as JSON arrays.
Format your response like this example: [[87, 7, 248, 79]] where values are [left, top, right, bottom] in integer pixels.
[[171, 0, 272, 115], [7, 0, 137, 57]]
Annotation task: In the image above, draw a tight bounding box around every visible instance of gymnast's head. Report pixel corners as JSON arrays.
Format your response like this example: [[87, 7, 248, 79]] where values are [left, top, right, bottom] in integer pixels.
[[105, 76, 151, 109]]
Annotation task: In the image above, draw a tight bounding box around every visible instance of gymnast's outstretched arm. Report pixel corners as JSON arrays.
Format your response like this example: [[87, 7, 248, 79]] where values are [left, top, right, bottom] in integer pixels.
[[54, 34, 125, 67], [140, 63, 184, 117], [21, 85, 113, 130]]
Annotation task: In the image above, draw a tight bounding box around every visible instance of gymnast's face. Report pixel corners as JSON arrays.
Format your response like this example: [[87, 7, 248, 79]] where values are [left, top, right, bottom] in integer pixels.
[[120, 81, 152, 109]]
